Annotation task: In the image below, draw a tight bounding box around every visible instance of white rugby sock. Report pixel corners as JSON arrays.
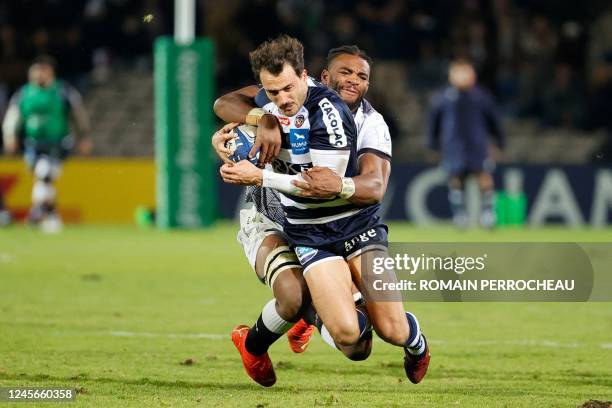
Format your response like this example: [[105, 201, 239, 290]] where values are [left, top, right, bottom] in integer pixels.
[[320, 324, 339, 350], [261, 299, 293, 334]]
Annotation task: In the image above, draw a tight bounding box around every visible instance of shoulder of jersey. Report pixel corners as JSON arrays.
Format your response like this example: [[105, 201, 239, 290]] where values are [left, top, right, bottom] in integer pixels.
[[361, 99, 387, 127]]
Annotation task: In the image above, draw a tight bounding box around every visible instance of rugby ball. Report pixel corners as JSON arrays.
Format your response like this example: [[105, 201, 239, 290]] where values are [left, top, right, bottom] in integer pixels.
[[225, 124, 259, 164]]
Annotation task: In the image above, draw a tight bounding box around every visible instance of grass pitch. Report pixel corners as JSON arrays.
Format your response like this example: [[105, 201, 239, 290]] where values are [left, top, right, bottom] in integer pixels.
[[0, 223, 611, 407]]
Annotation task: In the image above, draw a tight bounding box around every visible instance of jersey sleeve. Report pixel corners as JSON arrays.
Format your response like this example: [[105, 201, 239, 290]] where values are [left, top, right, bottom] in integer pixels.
[[308, 94, 356, 151], [62, 83, 91, 135], [357, 112, 392, 160], [307, 93, 357, 177]]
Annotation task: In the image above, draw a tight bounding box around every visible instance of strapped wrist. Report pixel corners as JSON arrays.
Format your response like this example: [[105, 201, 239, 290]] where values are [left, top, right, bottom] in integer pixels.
[[338, 177, 355, 199], [245, 108, 265, 126]]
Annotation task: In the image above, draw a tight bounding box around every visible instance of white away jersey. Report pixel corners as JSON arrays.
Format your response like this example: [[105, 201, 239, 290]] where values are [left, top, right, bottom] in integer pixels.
[[354, 99, 392, 160]]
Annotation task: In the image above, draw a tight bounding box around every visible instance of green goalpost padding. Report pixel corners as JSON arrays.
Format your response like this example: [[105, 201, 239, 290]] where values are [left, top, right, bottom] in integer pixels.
[[154, 37, 217, 228]]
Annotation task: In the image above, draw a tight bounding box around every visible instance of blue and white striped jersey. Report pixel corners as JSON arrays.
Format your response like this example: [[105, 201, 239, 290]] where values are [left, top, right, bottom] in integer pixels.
[[246, 96, 392, 227], [254, 78, 361, 225]]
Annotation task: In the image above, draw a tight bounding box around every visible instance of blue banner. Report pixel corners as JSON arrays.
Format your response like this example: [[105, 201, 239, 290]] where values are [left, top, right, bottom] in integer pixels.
[[217, 164, 612, 226]]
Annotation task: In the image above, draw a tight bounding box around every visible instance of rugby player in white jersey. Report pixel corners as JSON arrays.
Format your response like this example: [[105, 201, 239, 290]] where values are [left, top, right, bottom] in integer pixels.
[[214, 36, 429, 387]]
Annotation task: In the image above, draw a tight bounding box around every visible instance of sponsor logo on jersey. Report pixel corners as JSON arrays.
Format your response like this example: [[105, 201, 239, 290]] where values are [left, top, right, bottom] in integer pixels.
[[318, 98, 347, 148], [272, 159, 312, 175], [278, 116, 290, 127], [289, 129, 310, 154], [344, 228, 378, 252], [295, 114, 305, 128], [295, 246, 318, 265]]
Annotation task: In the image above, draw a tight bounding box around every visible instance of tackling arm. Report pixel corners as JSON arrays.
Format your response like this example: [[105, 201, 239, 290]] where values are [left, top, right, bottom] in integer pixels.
[[294, 153, 390, 206], [351, 153, 390, 205], [212, 85, 282, 164], [213, 85, 260, 124]]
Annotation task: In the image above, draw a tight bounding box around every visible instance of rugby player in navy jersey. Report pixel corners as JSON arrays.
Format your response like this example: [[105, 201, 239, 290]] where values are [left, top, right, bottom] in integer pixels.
[[214, 46, 387, 367], [214, 36, 429, 387]]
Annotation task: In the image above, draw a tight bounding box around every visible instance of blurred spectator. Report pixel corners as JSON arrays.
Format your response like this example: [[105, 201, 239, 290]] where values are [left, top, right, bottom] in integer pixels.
[[0, 0, 609, 162], [409, 41, 448, 95], [2, 56, 91, 232], [356, 0, 405, 59], [541, 62, 585, 128], [426, 59, 504, 228]]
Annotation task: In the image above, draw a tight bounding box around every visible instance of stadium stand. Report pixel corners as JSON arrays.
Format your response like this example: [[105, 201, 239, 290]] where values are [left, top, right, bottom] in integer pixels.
[[1, 0, 610, 163]]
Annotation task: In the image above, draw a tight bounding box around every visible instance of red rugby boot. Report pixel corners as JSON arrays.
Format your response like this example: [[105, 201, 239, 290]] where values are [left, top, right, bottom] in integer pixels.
[[404, 335, 431, 384], [231, 325, 276, 387], [287, 319, 315, 353]]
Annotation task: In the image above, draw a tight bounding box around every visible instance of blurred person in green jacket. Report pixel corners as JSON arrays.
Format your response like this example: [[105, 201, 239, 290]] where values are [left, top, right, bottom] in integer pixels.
[[2, 56, 91, 232]]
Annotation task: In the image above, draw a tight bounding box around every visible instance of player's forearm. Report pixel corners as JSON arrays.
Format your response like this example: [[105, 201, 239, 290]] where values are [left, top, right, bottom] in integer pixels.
[[213, 93, 255, 123], [213, 85, 260, 123], [349, 154, 390, 205], [72, 104, 91, 137], [307, 171, 385, 206], [2, 105, 21, 144], [348, 172, 388, 206], [262, 170, 302, 195]]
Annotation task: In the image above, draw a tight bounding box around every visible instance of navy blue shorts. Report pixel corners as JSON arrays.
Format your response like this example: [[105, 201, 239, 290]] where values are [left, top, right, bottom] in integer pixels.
[[444, 158, 495, 178], [294, 224, 388, 273]]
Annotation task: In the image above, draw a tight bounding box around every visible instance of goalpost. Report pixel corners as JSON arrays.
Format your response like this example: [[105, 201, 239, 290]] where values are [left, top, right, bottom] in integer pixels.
[[154, 0, 217, 228]]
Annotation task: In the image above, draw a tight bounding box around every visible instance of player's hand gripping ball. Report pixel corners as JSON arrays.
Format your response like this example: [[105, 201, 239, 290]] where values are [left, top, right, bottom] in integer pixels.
[[225, 124, 259, 164]]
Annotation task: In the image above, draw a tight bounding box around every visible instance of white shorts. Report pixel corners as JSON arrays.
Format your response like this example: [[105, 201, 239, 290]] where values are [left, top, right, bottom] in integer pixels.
[[237, 205, 284, 271]]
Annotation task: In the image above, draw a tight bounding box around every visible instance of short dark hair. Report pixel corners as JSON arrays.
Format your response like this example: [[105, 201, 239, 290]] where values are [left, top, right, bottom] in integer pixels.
[[326, 45, 372, 68], [450, 57, 474, 69], [30, 55, 57, 71], [249, 35, 305, 81]]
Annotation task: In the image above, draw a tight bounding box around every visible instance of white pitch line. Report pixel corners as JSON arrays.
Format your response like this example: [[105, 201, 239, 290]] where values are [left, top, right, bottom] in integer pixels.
[[0, 253, 15, 263], [419, 338, 583, 348], [109, 331, 226, 340], [104, 331, 612, 349]]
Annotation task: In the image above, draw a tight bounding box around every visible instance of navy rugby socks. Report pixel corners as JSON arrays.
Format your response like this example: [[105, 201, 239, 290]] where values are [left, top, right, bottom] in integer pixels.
[[404, 312, 426, 356]]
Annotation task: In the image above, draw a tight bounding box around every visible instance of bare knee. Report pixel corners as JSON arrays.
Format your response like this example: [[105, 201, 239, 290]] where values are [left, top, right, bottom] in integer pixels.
[[329, 321, 360, 347], [272, 270, 311, 322], [344, 334, 373, 361]]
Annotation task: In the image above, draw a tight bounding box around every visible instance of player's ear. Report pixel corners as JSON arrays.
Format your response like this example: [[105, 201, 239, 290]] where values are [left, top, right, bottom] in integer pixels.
[[321, 69, 330, 85], [300, 69, 308, 81]]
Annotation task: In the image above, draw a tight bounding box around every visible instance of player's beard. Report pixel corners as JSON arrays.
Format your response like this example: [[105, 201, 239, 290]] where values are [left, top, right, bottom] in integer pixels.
[[331, 78, 362, 112]]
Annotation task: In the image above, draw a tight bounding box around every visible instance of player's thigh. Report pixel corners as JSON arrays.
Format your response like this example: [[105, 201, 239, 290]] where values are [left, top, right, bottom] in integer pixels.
[[26, 142, 63, 181], [256, 233, 310, 320], [236, 206, 282, 282], [304, 257, 359, 346], [347, 253, 409, 345]]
